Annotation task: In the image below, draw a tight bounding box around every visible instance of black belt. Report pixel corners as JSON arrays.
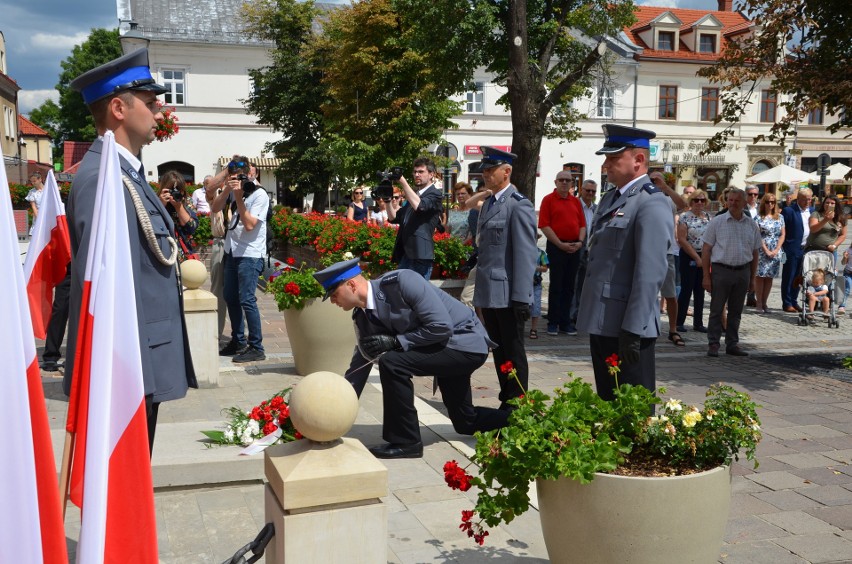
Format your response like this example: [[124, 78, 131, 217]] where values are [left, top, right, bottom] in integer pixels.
[[712, 262, 749, 271]]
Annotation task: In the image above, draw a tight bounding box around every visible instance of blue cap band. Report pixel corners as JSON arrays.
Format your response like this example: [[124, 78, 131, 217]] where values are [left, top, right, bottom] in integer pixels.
[[80, 65, 156, 105], [606, 135, 650, 149], [321, 263, 362, 290]]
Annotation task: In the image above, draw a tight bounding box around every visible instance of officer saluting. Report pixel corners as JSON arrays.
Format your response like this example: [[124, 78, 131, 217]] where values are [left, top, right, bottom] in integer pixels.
[[473, 147, 538, 410], [314, 258, 508, 459], [577, 125, 672, 401]]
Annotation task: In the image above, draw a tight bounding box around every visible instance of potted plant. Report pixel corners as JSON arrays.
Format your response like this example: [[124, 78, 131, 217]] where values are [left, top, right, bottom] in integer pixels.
[[266, 258, 356, 376], [444, 357, 761, 562]]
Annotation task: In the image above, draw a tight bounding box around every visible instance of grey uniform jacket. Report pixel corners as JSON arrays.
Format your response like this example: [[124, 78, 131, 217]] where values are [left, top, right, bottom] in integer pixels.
[[346, 270, 495, 390], [65, 139, 197, 402], [576, 174, 673, 339], [473, 185, 538, 308], [390, 185, 443, 262]]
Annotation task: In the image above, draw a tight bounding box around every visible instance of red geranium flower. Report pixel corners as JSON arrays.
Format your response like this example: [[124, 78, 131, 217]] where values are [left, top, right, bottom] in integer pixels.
[[500, 361, 514, 374], [286, 257, 296, 265]]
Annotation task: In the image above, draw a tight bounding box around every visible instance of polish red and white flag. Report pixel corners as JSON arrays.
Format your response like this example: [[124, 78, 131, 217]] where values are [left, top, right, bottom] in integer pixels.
[[66, 131, 157, 563], [23, 169, 71, 339], [0, 147, 67, 562]]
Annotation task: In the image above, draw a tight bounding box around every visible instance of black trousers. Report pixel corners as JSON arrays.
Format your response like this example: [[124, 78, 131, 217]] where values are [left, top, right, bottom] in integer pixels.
[[43, 269, 71, 362], [481, 307, 528, 407], [589, 334, 656, 401], [546, 241, 580, 331], [145, 395, 159, 457], [377, 345, 508, 445]]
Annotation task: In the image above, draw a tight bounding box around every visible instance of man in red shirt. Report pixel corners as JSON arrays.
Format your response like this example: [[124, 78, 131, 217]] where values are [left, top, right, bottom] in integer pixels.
[[539, 171, 586, 335]]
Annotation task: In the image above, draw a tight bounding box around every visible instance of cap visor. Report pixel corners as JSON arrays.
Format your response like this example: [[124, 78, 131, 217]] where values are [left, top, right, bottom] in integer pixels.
[[133, 83, 169, 95], [595, 146, 629, 155]]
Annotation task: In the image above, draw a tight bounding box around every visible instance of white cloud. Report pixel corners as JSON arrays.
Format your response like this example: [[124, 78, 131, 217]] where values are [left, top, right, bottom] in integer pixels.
[[30, 32, 90, 51], [19, 90, 60, 115]]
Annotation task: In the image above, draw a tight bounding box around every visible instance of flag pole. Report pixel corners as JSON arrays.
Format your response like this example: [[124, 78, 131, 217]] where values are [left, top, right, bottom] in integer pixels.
[[58, 431, 75, 519]]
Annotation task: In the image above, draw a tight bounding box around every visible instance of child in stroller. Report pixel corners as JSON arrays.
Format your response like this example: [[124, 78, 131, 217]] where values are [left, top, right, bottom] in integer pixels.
[[805, 269, 830, 321]]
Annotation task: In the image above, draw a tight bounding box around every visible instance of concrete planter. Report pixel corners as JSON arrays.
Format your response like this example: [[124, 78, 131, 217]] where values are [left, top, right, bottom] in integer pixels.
[[283, 298, 357, 376], [536, 465, 731, 564]]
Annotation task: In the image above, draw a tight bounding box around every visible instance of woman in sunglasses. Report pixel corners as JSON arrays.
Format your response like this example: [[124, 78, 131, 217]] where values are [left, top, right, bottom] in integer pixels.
[[675, 189, 711, 332], [755, 193, 786, 314], [346, 186, 369, 223]]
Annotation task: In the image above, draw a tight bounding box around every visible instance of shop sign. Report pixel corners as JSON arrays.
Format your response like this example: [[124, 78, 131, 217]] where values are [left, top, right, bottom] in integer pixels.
[[464, 145, 512, 155]]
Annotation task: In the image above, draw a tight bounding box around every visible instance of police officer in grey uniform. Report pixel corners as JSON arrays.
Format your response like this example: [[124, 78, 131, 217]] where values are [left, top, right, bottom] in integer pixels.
[[66, 49, 197, 454], [315, 258, 508, 459], [473, 147, 538, 409], [577, 125, 672, 401]]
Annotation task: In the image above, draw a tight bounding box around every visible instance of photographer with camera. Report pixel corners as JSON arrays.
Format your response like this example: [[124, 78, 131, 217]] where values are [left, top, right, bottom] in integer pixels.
[[386, 157, 444, 279], [210, 156, 270, 363], [158, 171, 199, 262]]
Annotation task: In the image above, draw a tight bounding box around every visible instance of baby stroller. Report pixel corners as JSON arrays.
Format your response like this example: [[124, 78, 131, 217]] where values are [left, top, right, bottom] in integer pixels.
[[798, 250, 840, 328]]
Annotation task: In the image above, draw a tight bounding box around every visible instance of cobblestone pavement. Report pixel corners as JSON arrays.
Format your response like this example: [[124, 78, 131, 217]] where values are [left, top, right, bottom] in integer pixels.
[[40, 268, 852, 564]]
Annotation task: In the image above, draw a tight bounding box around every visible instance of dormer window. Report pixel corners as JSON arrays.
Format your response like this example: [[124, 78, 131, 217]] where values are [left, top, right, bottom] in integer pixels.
[[699, 34, 717, 53], [658, 31, 675, 51]]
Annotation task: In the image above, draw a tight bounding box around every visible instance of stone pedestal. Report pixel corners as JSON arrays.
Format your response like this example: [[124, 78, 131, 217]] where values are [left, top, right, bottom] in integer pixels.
[[264, 438, 388, 563], [183, 288, 219, 387]]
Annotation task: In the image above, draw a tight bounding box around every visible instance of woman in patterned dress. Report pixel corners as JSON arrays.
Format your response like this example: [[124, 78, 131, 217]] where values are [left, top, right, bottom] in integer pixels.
[[755, 193, 786, 314], [676, 189, 711, 332]]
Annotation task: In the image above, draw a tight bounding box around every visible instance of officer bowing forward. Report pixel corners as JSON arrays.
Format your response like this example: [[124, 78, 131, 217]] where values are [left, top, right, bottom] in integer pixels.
[[577, 125, 673, 401], [314, 259, 509, 459]]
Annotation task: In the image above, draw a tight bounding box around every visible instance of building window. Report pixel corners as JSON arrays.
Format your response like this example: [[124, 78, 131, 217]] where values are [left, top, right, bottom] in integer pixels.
[[760, 90, 776, 122], [465, 82, 484, 114], [657, 31, 675, 51], [161, 69, 185, 106], [807, 106, 824, 125], [699, 34, 717, 53], [701, 88, 719, 121], [597, 84, 613, 118], [659, 85, 678, 120], [3, 106, 15, 139]]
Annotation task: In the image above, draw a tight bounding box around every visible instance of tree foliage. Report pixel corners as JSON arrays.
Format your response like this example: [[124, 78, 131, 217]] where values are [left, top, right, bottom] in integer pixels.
[[698, 0, 852, 153], [28, 29, 122, 154], [243, 0, 636, 199]]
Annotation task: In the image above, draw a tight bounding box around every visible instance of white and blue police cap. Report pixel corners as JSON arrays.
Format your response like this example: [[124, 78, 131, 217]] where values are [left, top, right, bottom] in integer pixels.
[[479, 146, 517, 170], [70, 48, 168, 105], [595, 125, 656, 155], [313, 257, 362, 301]]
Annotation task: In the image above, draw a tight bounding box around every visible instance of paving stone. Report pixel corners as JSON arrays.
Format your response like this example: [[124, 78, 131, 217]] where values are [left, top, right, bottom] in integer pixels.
[[753, 490, 825, 511], [719, 540, 808, 564], [730, 493, 784, 517], [774, 533, 852, 563], [805, 506, 852, 530], [748, 471, 815, 491], [798, 485, 852, 506], [724, 515, 790, 543], [760, 510, 842, 535], [823, 449, 852, 465], [791, 466, 852, 487], [772, 452, 844, 469]]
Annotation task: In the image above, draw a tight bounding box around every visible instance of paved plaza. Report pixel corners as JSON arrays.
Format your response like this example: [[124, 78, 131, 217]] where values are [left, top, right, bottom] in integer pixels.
[[40, 268, 852, 563]]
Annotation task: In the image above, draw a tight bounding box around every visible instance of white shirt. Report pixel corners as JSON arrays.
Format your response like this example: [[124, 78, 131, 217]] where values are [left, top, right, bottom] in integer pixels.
[[225, 187, 269, 258], [798, 205, 811, 247], [192, 188, 210, 213], [113, 140, 142, 177], [580, 200, 596, 244]]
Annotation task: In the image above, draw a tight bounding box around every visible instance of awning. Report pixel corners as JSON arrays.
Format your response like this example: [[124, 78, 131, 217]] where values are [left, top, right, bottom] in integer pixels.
[[217, 156, 283, 169]]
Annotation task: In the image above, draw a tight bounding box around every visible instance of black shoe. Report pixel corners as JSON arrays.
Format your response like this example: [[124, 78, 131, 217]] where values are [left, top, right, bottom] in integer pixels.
[[40, 360, 62, 372], [233, 346, 266, 363], [219, 340, 249, 356], [693, 325, 708, 333], [707, 344, 720, 357], [369, 442, 424, 459], [746, 293, 757, 307], [726, 345, 749, 357]]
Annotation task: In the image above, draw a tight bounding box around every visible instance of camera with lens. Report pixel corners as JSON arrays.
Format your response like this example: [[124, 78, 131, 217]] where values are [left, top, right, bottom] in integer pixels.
[[372, 179, 394, 202], [228, 157, 251, 181], [376, 166, 403, 183], [169, 187, 184, 202]]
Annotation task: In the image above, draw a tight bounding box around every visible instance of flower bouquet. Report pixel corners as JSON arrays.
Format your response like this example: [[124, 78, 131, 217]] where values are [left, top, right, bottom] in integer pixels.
[[154, 101, 179, 142], [266, 258, 324, 310], [445, 357, 761, 545], [202, 388, 302, 446]]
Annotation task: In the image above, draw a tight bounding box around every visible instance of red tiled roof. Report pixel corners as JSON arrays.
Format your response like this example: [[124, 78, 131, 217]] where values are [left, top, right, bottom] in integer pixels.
[[64, 141, 92, 171], [18, 115, 49, 137], [625, 6, 752, 62]]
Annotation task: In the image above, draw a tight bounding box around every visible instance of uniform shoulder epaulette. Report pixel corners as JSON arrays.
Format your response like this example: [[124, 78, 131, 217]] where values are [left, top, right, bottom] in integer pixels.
[[640, 182, 661, 195], [510, 191, 527, 201], [380, 272, 400, 286]]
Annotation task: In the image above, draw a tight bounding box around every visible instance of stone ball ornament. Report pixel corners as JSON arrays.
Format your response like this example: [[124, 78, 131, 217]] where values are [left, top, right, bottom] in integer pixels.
[[180, 258, 208, 289], [289, 371, 359, 442]]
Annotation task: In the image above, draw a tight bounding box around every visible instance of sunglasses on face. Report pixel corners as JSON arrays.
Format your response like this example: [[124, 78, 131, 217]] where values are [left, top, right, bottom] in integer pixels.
[[584, 189, 596, 194], [767, 201, 777, 204], [748, 193, 758, 197], [556, 179, 572, 183], [392, 196, 401, 200], [353, 191, 363, 195], [693, 198, 706, 203]]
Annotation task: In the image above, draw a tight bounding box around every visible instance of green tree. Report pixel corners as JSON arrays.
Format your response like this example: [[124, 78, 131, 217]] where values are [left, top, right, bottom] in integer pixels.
[[29, 28, 122, 154], [698, 0, 852, 152], [242, 0, 336, 209]]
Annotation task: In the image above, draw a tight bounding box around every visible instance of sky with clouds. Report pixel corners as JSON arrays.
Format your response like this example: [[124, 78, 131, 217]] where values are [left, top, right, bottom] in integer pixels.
[[2, 0, 718, 114]]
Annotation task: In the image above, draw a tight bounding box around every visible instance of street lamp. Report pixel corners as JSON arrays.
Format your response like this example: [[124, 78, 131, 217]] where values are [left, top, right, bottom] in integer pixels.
[[662, 141, 671, 168]]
